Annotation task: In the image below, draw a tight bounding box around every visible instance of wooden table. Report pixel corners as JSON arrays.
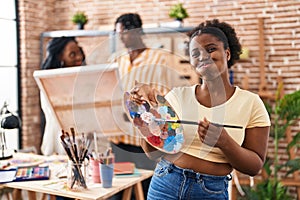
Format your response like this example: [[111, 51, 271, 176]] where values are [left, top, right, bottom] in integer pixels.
[[1, 153, 153, 200], [4, 169, 153, 200]]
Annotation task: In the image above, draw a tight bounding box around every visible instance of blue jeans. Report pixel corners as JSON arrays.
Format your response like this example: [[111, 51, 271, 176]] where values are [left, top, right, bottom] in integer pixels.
[[147, 158, 230, 200]]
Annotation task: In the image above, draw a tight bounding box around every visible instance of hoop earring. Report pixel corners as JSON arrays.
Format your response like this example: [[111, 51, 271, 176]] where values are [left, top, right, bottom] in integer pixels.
[[60, 60, 64, 67]]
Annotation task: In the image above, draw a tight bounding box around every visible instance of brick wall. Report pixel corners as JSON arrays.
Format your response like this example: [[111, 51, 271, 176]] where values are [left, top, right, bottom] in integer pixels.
[[18, 0, 54, 151], [18, 0, 300, 195]]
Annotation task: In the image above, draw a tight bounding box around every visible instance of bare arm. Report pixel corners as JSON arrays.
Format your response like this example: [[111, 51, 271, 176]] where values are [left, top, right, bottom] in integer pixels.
[[198, 119, 270, 176], [221, 127, 269, 176]]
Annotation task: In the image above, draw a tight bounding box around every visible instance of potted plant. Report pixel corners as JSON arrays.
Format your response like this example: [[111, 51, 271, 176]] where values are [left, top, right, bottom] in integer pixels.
[[72, 11, 88, 30], [169, 3, 189, 22], [241, 85, 300, 199]]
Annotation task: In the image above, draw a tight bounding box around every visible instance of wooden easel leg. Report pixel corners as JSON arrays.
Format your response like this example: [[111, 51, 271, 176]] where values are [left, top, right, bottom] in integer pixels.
[[122, 186, 133, 200], [41, 194, 56, 200], [134, 182, 144, 200], [6, 193, 12, 200], [12, 189, 22, 200], [12, 189, 36, 200], [27, 191, 37, 200]]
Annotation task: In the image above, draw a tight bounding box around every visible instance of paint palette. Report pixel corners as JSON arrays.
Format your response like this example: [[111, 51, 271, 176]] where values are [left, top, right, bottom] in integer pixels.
[[14, 166, 50, 181], [123, 92, 184, 154]]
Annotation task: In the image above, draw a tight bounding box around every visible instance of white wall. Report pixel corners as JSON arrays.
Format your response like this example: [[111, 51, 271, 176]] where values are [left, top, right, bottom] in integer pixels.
[[0, 0, 19, 150]]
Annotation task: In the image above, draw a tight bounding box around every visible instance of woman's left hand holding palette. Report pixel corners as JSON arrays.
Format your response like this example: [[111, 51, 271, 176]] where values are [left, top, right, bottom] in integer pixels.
[[124, 92, 184, 154]]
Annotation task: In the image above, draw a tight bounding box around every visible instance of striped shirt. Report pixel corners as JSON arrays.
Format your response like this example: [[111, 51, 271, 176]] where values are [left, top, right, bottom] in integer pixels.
[[111, 48, 174, 146]]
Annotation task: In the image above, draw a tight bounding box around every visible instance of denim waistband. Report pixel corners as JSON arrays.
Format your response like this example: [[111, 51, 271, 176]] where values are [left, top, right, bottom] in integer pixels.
[[160, 158, 232, 181]]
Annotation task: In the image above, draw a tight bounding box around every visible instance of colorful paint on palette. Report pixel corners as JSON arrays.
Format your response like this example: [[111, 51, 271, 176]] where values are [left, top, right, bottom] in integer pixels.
[[124, 92, 184, 154]]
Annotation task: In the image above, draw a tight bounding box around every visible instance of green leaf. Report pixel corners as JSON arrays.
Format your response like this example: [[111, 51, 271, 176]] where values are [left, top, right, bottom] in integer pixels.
[[250, 179, 292, 200], [263, 157, 273, 176], [284, 158, 300, 176], [169, 3, 189, 20], [287, 132, 300, 152], [277, 90, 300, 123], [72, 11, 88, 25]]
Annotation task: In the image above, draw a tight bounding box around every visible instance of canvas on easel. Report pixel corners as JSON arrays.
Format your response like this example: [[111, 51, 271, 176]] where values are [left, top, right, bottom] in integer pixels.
[[33, 63, 131, 138]]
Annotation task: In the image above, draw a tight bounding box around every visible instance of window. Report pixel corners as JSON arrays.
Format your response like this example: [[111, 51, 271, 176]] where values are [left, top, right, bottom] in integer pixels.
[[0, 0, 19, 150]]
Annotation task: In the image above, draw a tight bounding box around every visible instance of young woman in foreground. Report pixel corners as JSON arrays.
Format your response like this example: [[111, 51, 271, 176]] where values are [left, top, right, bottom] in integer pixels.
[[130, 19, 270, 200]]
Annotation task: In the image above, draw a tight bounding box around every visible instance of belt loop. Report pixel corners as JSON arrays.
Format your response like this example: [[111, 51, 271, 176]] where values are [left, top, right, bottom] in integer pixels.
[[167, 161, 174, 173], [196, 172, 201, 180], [227, 174, 232, 181]]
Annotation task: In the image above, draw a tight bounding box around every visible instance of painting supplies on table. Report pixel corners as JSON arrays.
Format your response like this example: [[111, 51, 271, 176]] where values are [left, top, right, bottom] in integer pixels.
[[0, 166, 50, 183], [0, 168, 17, 183], [60, 128, 91, 189], [98, 147, 115, 188], [99, 154, 115, 165], [114, 162, 135, 175], [93, 132, 99, 160], [93, 146, 114, 165], [14, 166, 50, 181]]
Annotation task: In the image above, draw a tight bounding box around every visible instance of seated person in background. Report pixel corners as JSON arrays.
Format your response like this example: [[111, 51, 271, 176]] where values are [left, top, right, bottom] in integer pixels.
[[41, 36, 86, 70], [40, 36, 86, 156], [109, 13, 177, 199]]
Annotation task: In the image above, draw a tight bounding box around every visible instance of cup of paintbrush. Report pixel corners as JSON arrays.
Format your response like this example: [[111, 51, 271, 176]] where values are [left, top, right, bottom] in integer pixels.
[[67, 160, 87, 190], [61, 130, 87, 190]]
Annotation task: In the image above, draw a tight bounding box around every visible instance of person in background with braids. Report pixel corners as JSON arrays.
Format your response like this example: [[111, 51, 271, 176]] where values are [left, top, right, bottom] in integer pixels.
[[41, 36, 85, 70], [40, 36, 86, 156], [129, 19, 270, 200]]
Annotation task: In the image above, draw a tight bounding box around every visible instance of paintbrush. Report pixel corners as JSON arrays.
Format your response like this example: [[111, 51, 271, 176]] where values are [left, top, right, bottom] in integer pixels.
[[60, 134, 75, 162], [70, 127, 76, 142], [64, 131, 79, 162], [60, 130, 87, 189], [80, 138, 91, 162], [70, 127, 79, 162], [154, 118, 243, 129]]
